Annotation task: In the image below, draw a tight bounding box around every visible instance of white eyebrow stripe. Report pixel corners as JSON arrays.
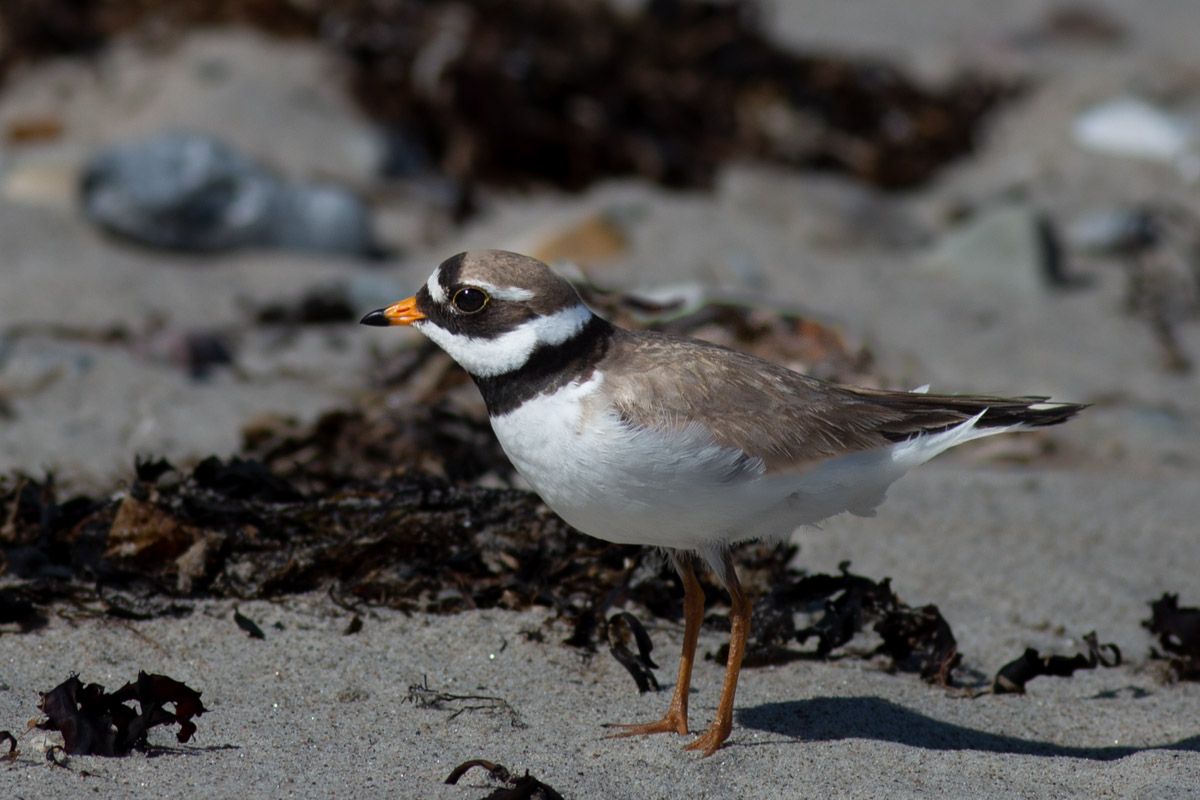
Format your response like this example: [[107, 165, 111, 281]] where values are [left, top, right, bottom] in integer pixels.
[[472, 281, 536, 302], [426, 267, 447, 304], [415, 303, 593, 377]]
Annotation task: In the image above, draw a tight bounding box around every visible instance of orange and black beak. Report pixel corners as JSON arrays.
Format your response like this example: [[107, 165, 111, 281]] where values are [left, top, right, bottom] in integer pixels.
[[360, 296, 425, 327]]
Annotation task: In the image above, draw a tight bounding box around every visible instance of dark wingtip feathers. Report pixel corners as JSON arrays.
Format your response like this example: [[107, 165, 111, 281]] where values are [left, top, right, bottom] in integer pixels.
[[865, 392, 1088, 443], [976, 399, 1089, 430]]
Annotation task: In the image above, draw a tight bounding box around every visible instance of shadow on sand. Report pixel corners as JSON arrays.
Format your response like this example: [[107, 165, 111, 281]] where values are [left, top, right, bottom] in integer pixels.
[[738, 696, 1200, 761]]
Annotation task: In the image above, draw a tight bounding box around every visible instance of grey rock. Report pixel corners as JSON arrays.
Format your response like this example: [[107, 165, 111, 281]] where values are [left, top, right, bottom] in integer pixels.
[[263, 184, 374, 257], [1066, 207, 1158, 255], [923, 202, 1061, 294], [80, 132, 377, 257]]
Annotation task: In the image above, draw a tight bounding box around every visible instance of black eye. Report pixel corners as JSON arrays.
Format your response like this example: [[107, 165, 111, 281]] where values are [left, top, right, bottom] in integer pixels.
[[452, 287, 489, 314]]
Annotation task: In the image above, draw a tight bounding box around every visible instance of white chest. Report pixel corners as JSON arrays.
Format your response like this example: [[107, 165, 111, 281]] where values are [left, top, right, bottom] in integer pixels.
[[487, 373, 781, 549]]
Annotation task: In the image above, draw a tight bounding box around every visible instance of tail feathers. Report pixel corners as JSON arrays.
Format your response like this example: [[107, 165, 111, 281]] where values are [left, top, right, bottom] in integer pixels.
[[853, 390, 1088, 443]]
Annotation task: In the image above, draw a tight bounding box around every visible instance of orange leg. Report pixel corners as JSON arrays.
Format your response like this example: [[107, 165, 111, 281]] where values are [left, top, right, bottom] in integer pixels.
[[684, 553, 749, 757], [611, 555, 705, 737]]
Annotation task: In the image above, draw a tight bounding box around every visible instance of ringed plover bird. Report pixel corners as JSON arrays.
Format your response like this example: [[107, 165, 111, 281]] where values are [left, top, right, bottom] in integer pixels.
[[361, 250, 1085, 756]]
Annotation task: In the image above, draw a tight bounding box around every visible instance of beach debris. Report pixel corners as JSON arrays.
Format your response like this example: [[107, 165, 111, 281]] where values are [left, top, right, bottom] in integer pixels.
[[256, 287, 357, 326], [799, 564, 959, 683], [135, 456, 176, 484], [519, 628, 546, 644], [344, 614, 363, 635], [518, 209, 634, 269], [793, 563, 899, 658], [992, 632, 1121, 694], [242, 402, 512, 489], [38, 672, 207, 756], [0, 473, 109, 585], [0, 730, 17, 761], [607, 612, 659, 693], [106, 494, 198, 563], [191, 454, 303, 503], [705, 561, 962, 684], [1072, 97, 1197, 170], [923, 202, 1066, 294], [875, 604, 961, 686], [2, 456, 794, 677], [404, 676, 525, 729], [234, 608, 266, 639], [257, 275, 409, 326], [46, 745, 69, 767], [1143, 593, 1200, 680], [162, 329, 236, 380], [80, 132, 378, 257], [445, 759, 566, 800], [0, 587, 49, 632], [334, 0, 1012, 192], [4, 115, 65, 145], [99, 591, 193, 622], [1027, 4, 1127, 47], [562, 600, 600, 653]]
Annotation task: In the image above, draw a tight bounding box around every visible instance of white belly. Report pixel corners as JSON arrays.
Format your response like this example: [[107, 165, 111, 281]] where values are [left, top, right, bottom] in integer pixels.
[[488, 373, 797, 549]]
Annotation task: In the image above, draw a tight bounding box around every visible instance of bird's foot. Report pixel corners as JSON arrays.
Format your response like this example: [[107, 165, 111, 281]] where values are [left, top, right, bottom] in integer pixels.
[[608, 709, 688, 738], [682, 719, 732, 758]]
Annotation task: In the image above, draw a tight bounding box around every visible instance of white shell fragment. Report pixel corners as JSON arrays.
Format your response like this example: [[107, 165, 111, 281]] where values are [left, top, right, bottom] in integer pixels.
[[1072, 97, 1194, 162]]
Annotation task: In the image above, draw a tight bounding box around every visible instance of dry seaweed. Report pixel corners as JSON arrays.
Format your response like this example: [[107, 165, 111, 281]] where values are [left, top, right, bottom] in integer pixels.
[[1, 458, 611, 614], [445, 759, 566, 800], [792, 563, 900, 658], [1143, 593, 1200, 681], [991, 632, 1121, 694], [1, 451, 800, 674], [0, 586, 49, 632], [707, 561, 961, 683], [98, 591, 193, 622], [233, 607, 266, 639], [607, 612, 659, 693], [331, 0, 1012, 193], [875, 604, 961, 686], [38, 672, 207, 756], [405, 676, 525, 729], [45, 744, 68, 768], [242, 402, 513, 491]]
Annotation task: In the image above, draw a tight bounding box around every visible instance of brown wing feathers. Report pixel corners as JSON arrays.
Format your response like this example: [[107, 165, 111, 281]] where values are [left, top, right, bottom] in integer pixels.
[[604, 328, 1085, 470]]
